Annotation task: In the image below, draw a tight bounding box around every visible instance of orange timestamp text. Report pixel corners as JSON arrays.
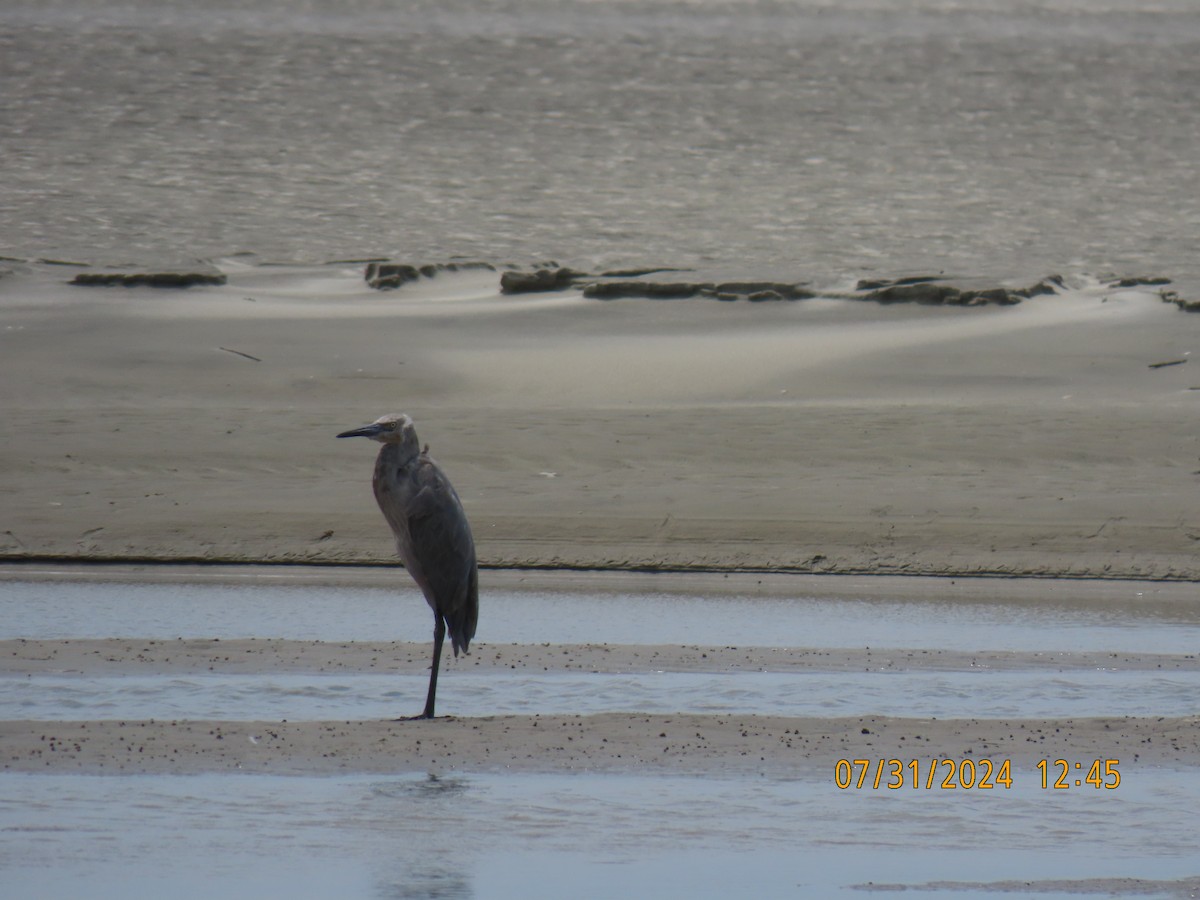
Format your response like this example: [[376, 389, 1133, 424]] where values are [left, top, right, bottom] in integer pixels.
[[834, 758, 1121, 790]]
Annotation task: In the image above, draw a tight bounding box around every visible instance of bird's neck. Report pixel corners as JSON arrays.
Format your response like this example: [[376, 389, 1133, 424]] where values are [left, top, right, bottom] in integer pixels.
[[377, 441, 419, 471]]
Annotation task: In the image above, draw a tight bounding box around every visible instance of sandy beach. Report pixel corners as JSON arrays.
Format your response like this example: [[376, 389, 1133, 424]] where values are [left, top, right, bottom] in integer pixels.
[[1, 261, 1197, 579]]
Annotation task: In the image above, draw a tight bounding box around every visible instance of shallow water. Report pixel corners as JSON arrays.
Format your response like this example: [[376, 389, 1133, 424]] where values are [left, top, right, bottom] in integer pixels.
[[4, 0, 1200, 289], [5, 578, 1199, 722], [7, 669, 1200, 722], [3, 576, 1199, 897], [3, 579, 1198, 653], [3, 769, 1199, 900]]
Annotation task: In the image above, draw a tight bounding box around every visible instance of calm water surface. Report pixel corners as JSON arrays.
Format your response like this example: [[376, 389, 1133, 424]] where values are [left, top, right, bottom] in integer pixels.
[[3, 769, 1198, 900], [4, 0, 1200, 290], [4, 578, 1198, 652]]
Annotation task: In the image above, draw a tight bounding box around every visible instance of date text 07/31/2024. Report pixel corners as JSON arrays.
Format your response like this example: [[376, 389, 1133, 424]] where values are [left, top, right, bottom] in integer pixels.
[[834, 758, 1121, 791]]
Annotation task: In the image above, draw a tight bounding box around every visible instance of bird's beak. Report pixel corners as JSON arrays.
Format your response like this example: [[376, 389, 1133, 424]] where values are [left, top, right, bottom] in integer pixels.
[[337, 424, 385, 439]]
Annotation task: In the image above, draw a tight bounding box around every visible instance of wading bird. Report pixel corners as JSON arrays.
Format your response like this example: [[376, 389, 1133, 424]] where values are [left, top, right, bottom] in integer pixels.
[[337, 414, 478, 719]]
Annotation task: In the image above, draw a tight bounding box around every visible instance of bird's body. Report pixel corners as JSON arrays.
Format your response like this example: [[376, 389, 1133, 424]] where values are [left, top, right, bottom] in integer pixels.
[[338, 414, 477, 718]]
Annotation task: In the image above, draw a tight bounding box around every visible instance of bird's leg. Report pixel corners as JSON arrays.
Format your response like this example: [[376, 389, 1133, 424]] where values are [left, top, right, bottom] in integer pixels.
[[405, 616, 445, 720]]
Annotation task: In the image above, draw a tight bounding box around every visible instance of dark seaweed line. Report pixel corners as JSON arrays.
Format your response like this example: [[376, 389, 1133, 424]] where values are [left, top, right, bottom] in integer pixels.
[[39, 258, 1195, 310], [366, 262, 1194, 309]]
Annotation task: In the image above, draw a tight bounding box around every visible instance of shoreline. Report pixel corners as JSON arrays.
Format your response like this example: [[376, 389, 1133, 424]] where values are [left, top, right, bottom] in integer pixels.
[[6, 561, 1200, 603], [2, 555, 1200, 583]]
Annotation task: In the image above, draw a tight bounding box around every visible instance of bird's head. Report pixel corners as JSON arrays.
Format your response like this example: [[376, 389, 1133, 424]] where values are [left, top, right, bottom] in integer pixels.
[[337, 414, 420, 455]]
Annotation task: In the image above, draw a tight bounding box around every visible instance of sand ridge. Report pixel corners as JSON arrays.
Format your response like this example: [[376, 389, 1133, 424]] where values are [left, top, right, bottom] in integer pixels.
[[1, 265, 1197, 579]]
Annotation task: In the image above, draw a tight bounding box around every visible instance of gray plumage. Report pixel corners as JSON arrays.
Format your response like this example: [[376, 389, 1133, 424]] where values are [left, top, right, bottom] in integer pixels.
[[337, 413, 477, 719]]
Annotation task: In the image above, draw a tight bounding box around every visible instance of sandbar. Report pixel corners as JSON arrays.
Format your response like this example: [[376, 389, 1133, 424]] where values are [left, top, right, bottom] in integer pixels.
[[1, 262, 1197, 579]]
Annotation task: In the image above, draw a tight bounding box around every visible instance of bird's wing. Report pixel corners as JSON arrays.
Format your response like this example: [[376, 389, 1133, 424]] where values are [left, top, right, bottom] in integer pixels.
[[404, 462, 477, 634]]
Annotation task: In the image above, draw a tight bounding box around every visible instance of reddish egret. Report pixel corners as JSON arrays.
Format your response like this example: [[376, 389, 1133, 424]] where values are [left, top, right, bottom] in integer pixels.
[[337, 413, 477, 719]]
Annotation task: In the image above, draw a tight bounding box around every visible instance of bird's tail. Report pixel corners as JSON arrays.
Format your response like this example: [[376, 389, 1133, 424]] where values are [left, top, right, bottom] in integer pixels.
[[446, 565, 478, 656]]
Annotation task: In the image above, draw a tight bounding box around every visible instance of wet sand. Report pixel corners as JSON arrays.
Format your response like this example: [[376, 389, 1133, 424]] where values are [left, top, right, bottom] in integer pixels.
[[10, 637, 1199, 676], [1, 263, 1198, 579], [6, 711, 1198, 777]]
